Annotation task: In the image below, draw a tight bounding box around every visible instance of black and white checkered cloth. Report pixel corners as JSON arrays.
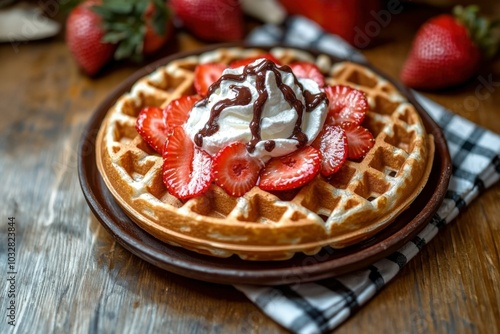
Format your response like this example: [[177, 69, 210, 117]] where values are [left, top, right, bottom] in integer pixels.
[[235, 16, 500, 334]]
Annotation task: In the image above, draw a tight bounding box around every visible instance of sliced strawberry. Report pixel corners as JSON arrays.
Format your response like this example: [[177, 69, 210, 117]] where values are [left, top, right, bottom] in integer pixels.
[[212, 142, 264, 197], [288, 62, 325, 87], [312, 125, 348, 176], [162, 126, 213, 200], [341, 122, 375, 160], [229, 54, 281, 68], [136, 106, 168, 154], [164, 95, 200, 129], [324, 85, 368, 126], [259, 146, 321, 191], [194, 63, 226, 97]]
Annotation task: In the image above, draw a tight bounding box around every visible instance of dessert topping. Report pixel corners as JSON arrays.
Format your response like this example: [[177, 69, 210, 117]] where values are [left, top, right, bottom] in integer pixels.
[[229, 53, 281, 69], [164, 95, 200, 131], [194, 63, 226, 97], [341, 122, 375, 160], [136, 55, 376, 199], [312, 125, 348, 176], [288, 62, 326, 87], [212, 142, 265, 197], [324, 85, 368, 126], [194, 85, 252, 147], [185, 58, 328, 162], [135, 106, 169, 154], [162, 126, 213, 200], [259, 146, 322, 191]]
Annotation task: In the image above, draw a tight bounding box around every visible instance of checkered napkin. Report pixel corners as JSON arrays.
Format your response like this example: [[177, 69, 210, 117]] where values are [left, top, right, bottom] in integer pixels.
[[235, 16, 500, 334]]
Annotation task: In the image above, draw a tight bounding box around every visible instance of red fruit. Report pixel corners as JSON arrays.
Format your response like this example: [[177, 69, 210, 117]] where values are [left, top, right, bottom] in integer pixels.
[[341, 122, 375, 160], [65, 1, 115, 75], [194, 63, 226, 96], [212, 142, 264, 197], [143, 20, 173, 55], [400, 6, 498, 90], [170, 0, 244, 42], [259, 146, 321, 191], [229, 54, 281, 68], [278, 0, 380, 46], [288, 62, 325, 87], [312, 125, 347, 176], [164, 95, 199, 129], [136, 106, 169, 154], [142, 3, 174, 55], [324, 85, 368, 126], [162, 126, 213, 200], [401, 17, 478, 89]]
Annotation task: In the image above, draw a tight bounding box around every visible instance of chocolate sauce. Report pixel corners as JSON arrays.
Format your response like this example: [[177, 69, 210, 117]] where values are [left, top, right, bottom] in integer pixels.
[[264, 140, 276, 152], [194, 85, 251, 147], [194, 59, 327, 153], [304, 90, 328, 111]]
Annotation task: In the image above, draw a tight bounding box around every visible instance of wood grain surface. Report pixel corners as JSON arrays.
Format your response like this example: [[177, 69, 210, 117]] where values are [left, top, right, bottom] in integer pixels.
[[1, 1, 499, 333]]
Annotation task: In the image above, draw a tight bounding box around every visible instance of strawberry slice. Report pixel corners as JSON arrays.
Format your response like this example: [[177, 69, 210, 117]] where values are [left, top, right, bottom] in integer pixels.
[[164, 95, 200, 129], [229, 54, 281, 68], [212, 142, 264, 197], [162, 126, 213, 200], [288, 62, 325, 87], [312, 125, 348, 176], [259, 146, 321, 191], [324, 85, 368, 126], [194, 63, 226, 97], [341, 122, 375, 160], [136, 106, 168, 154]]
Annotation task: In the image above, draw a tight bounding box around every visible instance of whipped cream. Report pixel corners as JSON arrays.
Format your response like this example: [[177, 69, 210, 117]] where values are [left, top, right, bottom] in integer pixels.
[[184, 59, 328, 161]]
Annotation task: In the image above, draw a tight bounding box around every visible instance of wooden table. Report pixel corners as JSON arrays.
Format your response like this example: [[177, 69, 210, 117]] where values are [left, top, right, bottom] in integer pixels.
[[1, 2, 499, 333]]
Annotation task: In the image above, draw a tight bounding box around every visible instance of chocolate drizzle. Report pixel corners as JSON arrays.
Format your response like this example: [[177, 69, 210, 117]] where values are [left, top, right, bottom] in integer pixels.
[[194, 85, 251, 147], [264, 140, 276, 152], [194, 59, 327, 153]]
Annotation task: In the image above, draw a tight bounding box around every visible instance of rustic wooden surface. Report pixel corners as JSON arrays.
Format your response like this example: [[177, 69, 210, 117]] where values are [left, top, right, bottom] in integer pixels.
[[1, 2, 499, 333]]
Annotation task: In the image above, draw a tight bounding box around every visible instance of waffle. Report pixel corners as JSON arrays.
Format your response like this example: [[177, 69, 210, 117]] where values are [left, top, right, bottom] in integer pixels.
[[96, 46, 434, 260]]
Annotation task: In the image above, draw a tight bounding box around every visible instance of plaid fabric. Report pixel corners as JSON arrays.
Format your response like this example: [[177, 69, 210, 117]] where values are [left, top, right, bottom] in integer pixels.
[[235, 16, 500, 334]]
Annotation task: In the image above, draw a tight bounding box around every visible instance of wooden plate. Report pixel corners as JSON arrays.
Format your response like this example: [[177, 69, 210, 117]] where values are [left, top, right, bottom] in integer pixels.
[[77, 44, 452, 286]]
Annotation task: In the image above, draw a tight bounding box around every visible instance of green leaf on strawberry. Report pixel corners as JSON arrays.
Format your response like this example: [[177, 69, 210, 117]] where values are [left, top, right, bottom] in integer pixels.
[[66, 0, 173, 75], [93, 0, 172, 61]]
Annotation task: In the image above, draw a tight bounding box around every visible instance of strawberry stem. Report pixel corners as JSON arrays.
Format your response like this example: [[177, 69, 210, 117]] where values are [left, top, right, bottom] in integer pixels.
[[91, 0, 170, 62], [453, 5, 500, 58]]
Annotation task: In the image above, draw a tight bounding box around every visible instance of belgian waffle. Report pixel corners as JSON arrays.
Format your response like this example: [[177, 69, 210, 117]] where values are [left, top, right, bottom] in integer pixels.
[[96, 46, 434, 260]]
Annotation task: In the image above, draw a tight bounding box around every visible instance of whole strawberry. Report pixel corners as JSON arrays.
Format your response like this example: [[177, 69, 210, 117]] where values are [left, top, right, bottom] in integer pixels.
[[65, 1, 115, 76], [66, 0, 172, 76], [170, 0, 244, 41], [401, 6, 498, 90]]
